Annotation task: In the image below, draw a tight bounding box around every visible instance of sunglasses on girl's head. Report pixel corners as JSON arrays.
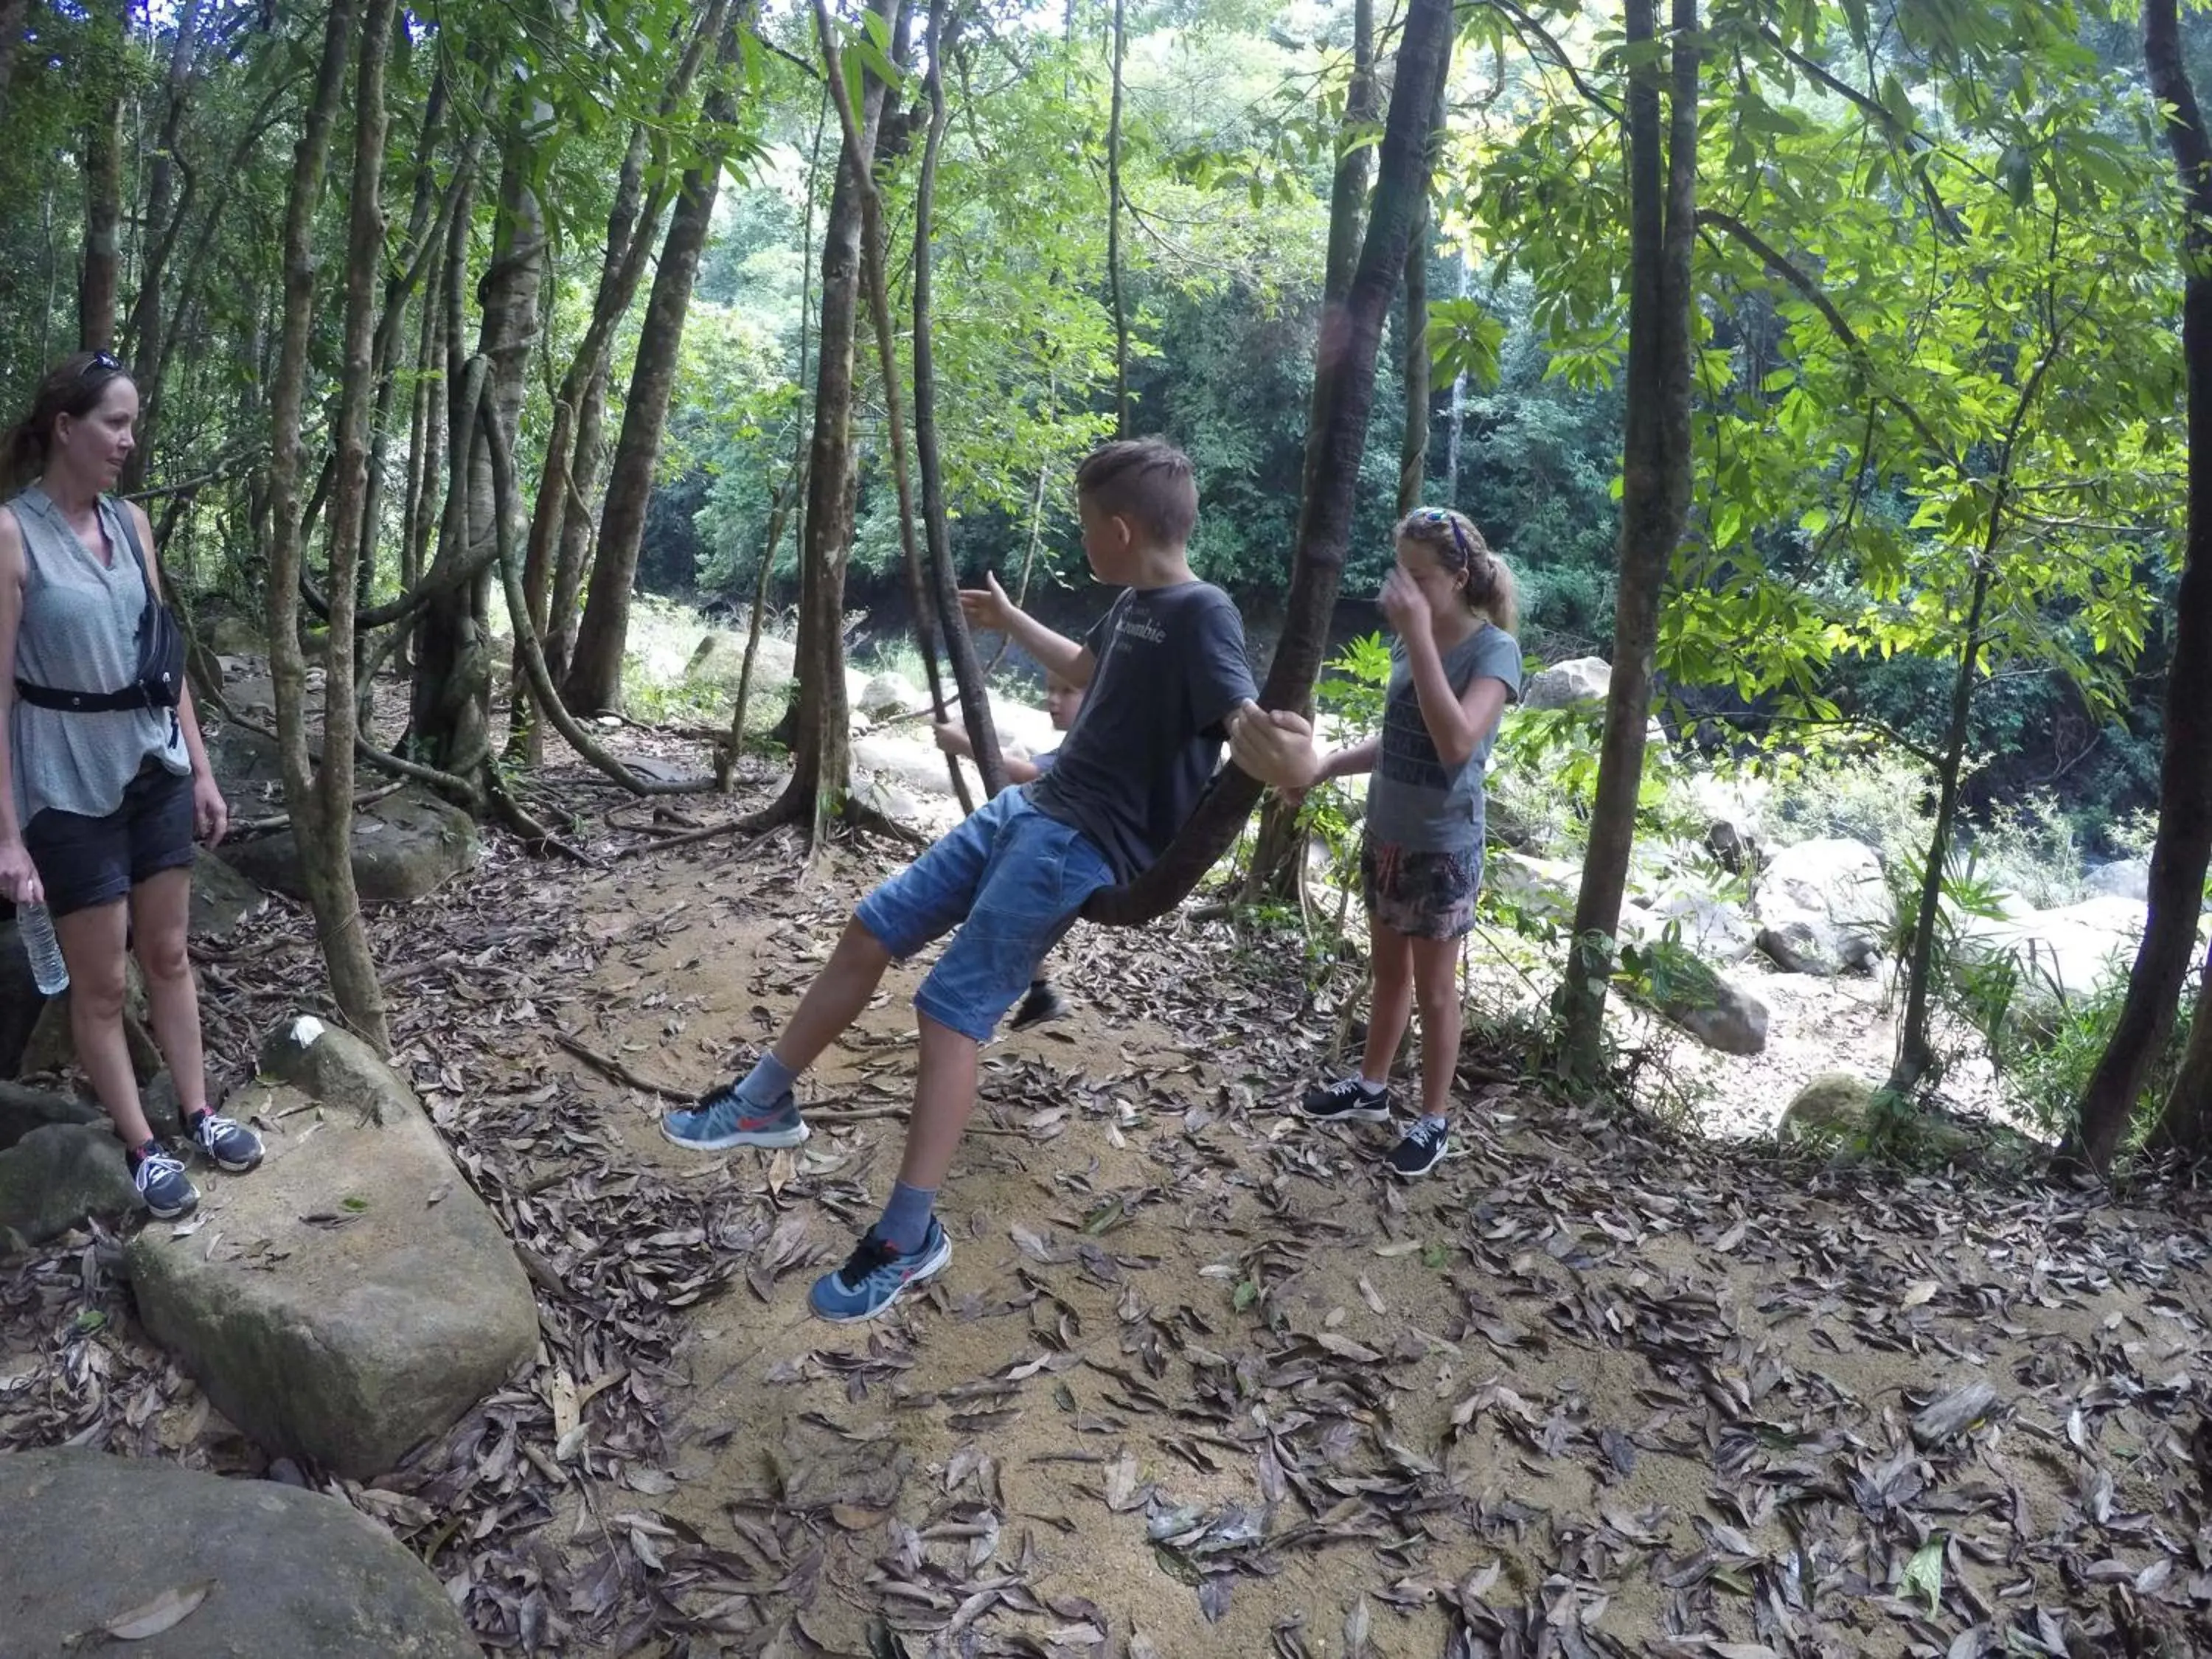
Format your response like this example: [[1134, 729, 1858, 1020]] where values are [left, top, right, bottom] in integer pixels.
[[1412, 506, 1471, 561]]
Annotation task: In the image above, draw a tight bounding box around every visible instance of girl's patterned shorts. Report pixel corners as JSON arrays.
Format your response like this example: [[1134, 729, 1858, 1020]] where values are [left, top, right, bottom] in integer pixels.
[[1359, 836, 1483, 940]]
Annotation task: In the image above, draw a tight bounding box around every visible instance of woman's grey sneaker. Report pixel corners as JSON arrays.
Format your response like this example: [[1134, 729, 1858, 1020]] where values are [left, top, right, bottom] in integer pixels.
[[131, 1144, 198, 1220], [187, 1110, 263, 1173], [661, 1083, 810, 1152], [1387, 1116, 1450, 1178], [1299, 1077, 1392, 1124], [1008, 980, 1069, 1032], [807, 1220, 951, 1322]]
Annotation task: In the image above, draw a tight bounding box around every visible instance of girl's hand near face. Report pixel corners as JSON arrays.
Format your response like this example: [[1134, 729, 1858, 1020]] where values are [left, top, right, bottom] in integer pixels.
[[1379, 566, 1429, 635]]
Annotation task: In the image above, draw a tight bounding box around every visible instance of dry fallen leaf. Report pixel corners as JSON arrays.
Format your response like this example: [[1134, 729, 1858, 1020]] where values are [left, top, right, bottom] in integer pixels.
[[80, 1580, 217, 1643]]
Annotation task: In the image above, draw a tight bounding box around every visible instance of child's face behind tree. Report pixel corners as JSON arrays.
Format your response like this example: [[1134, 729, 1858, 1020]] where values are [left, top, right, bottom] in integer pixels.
[[1045, 678, 1082, 731]]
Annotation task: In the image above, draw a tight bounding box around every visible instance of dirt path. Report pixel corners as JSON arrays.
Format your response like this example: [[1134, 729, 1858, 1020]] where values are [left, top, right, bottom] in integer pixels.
[[8, 764, 2212, 1657]]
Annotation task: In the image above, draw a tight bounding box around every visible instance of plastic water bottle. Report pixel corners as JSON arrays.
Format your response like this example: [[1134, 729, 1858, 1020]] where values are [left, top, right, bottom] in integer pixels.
[[18, 901, 69, 995]]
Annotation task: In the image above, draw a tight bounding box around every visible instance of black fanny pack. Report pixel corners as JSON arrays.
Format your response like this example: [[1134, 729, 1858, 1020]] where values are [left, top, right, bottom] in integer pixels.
[[13, 501, 187, 718]]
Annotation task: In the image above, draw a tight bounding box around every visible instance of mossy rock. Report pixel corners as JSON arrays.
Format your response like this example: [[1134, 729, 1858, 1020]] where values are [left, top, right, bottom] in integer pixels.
[[1778, 1073, 1875, 1144]]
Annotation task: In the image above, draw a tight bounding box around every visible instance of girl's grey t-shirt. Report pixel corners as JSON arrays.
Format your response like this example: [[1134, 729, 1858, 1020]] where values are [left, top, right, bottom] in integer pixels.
[[8, 486, 189, 828], [1364, 624, 1522, 855]]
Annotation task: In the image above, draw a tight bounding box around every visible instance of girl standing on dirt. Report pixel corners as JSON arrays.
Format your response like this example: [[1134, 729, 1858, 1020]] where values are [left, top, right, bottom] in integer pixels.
[[0, 352, 262, 1220], [1236, 507, 1522, 1177]]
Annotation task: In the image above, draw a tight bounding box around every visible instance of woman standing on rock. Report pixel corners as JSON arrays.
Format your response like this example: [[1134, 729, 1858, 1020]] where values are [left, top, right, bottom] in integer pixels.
[[0, 351, 261, 1219]]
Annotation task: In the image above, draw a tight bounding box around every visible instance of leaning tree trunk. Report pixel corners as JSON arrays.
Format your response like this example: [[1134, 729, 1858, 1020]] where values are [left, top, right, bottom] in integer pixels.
[[1241, 0, 1380, 907], [913, 0, 1006, 798], [1082, 0, 1455, 927], [77, 0, 125, 355], [562, 10, 749, 716], [751, 0, 897, 844], [2104, 0, 2212, 1171], [266, 0, 385, 1045], [1554, 0, 1700, 1082], [411, 110, 544, 782]]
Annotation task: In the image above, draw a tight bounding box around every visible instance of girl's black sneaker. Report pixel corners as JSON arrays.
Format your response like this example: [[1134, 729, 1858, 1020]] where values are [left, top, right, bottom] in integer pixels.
[[1386, 1117, 1450, 1177], [1298, 1077, 1392, 1123]]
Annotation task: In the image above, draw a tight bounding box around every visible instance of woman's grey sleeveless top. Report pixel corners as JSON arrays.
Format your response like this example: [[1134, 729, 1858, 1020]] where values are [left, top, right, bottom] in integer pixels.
[[9, 485, 187, 827]]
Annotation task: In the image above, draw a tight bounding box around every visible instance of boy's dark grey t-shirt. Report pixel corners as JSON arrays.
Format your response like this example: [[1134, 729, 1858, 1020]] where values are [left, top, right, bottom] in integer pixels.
[[1027, 581, 1256, 883], [1365, 624, 1523, 854]]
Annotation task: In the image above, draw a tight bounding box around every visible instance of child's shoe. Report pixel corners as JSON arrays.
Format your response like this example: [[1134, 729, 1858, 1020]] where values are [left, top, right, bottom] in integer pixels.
[[130, 1141, 198, 1220], [1298, 1077, 1392, 1124], [186, 1109, 264, 1172], [662, 1084, 810, 1151], [807, 1220, 951, 1322], [1008, 980, 1069, 1032]]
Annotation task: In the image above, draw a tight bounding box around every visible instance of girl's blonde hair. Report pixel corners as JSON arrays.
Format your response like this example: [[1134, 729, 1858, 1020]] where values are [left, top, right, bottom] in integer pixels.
[[1395, 506, 1518, 633]]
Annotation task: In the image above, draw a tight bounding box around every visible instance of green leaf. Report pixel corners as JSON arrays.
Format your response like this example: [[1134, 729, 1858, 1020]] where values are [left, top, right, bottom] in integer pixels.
[[1901, 1536, 1944, 1615]]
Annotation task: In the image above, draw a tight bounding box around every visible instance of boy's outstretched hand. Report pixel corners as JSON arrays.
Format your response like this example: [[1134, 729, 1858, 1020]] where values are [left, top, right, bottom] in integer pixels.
[[1228, 700, 1319, 790], [958, 572, 1018, 633], [932, 720, 975, 759]]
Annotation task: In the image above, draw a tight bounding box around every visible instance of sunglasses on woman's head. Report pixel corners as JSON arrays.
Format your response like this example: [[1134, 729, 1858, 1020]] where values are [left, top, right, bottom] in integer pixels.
[[81, 351, 122, 378]]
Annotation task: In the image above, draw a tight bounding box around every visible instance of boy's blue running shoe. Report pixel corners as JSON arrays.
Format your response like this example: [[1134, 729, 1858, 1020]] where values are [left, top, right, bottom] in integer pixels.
[[807, 1220, 951, 1322], [661, 1085, 810, 1152]]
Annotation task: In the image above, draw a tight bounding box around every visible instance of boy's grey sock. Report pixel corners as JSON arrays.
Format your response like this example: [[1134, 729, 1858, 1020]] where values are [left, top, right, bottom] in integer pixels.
[[877, 1181, 936, 1253], [1416, 1111, 1447, 1133], [737, 1052, 799, 1113]]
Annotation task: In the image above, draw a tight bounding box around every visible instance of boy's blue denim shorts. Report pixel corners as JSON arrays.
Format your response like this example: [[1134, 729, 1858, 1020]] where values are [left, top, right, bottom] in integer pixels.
[[855, 787, 1114, 1042]]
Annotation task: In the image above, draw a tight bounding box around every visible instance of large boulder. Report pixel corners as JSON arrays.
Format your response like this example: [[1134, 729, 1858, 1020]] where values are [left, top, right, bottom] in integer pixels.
[[1653, 890, 1759, 964], [1757, 919, 1843, 977], [1966, 895, 2150, 1004], [857, 671, 925, 721], [1753, 838, 1888, 970], [0, 919, 40, 1078], [853, 733, 966, 801], [202, 613, 268, 657], [19, 961, 164, 1085], [125, 1015, 537, 1478], [0, 1121, 139, 1247], [1778, 1073, 1875, 1144], [0, 1079, 102, 1151], [685, 630, 796, 734], [220, 785, 476, 906], [0, 1447, 479, 1658], [1486, 850, 1582, 926], [1658, 970, 1769, 1057], [1523, 656, 1612, 712], [2082, 857, 2151, 903], [190, 848, 268, 942]]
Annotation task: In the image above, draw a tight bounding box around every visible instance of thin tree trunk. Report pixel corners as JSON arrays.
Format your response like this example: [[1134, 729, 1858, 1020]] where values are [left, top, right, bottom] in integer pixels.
[[1244, 0, 1378, 906], [77, 0, 126, 354], [267, 0, 384, 1045], [1082, 0, 1455, 926], [411, 105, 544, 780], [720, 91, 827, 792], [751, 0, 898, 844], [116, 0, 206, 493], [1554, 0, 1700, 1081], [1399, 77, 1444, 517], [914, 0, 1005, 799], [814, 0, 974, 810], [562, 9, 749, 715], [356, 65, 453, 608], [1446, 251, 1468, 501], [1107, 0, 1130, 436], [2062, 0, 2212, 1172]]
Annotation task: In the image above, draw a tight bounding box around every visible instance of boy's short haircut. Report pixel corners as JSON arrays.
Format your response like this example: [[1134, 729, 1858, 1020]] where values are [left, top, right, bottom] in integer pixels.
[[1074, 438, 1199, 551]]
